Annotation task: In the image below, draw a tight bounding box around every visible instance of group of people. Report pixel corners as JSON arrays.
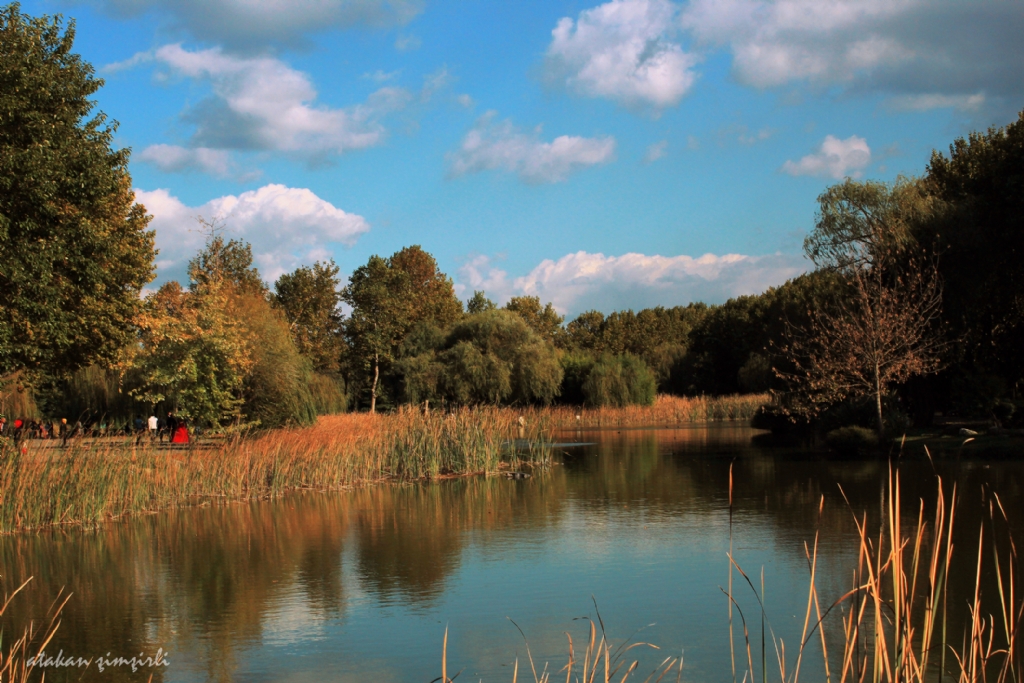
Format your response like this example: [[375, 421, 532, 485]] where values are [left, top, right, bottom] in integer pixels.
[[0, 412, 191, 445], [0, 416, 77, 446]]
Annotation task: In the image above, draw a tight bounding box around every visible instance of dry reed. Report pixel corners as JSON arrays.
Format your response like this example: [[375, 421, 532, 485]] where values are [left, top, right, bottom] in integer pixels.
[[540, 394, 769, 429], [0, 406, 555, 534], [725, 454, 1022, 683], [0, 578, 67, 683]]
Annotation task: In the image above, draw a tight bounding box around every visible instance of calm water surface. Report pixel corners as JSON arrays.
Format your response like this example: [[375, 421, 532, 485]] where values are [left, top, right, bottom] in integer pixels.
[[2, 426, 1022, 682]]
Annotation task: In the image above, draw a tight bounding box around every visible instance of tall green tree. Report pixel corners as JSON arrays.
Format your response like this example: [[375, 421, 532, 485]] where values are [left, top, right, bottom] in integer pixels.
[[274, 260, 344, 373], [922, 110, 1024, 388], [342, 256, 410, 413], [0, 4, 155, 376], [343, 246, 462, 412]]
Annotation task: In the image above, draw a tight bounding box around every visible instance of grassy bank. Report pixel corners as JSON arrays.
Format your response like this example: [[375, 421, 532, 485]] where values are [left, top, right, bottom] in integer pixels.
[[0, 407, 554, 534], [0, 394, 765, 534]]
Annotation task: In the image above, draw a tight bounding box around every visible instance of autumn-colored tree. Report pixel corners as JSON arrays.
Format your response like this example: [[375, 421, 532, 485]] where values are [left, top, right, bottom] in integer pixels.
[[783, 178, 945, 439], [130, 281, 252, 427]]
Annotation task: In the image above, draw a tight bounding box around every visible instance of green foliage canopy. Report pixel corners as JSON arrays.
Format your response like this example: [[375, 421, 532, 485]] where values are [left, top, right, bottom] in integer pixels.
[[0, 4, 154, 376]]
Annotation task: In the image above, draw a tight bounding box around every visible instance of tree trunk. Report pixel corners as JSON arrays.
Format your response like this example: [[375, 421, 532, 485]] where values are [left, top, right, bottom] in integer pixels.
[[370, 353, 379, 415], [874, 361, 884, 444]]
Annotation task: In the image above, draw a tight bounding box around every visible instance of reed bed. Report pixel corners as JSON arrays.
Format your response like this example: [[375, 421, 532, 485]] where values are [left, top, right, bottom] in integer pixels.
[[540, 393, 769, 429], [0, 406, 555, 534], [0, 579, 66, 683], [724, 456, 1022, 683]]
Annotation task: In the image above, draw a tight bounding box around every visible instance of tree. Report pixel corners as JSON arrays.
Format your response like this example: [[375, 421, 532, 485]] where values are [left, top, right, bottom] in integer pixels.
[[0, 5, 154, 376], [130, 281, 252, 427], [342, 256, 410, 413], [582, 354, 656, 407], [921, 110, 1024, 389], [466, 291, 496, 314], [783, 179, 945, 439], [504, 296, 565, 346], [274, 261, 344, 373], [343, 246, 463, 412], [390, 245, 463, 327], [437, 310, 563, 405], [188, 226, 267, 297]]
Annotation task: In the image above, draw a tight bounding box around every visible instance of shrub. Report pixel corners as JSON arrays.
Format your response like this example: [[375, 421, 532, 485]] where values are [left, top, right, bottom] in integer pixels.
[[825, 426, 879, 456], [582, 354, 656, 408]]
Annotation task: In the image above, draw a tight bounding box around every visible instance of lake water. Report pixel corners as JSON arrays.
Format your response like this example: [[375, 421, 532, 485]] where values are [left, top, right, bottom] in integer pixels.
[[2, 426, 1022, 682]]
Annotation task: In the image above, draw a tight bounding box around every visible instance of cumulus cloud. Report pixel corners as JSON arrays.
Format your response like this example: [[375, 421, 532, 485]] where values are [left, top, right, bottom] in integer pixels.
[[138, 144, 235, 177], [448, 112, 616, 184], [679, 0, 1024, 116], [91, 0, 423, 49], [147, 44, 412, 162], [459, 251, 806, 316], [781, 134, 871, 179], [135, 184, 370, 284], [545, 0, 699, 110]]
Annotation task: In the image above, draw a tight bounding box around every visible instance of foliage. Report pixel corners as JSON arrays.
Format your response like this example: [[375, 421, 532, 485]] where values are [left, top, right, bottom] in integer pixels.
[[188, 226, 267, 296], [343, 246, 462, 412], [228, 291, 316, 429], [504, 296, 565, 346], [466, 290, 496, 314], [130, 281, 251, 427], [273, 260, 344, 373], [440, 310, 563, 405], [307, 372, 348, 415], [781, 179, 946, 438], [582, 354, 656, 407], [557, 350, 596, 405], [824, 425, 878, 456], [0, 4, 154, 376], [922, 110, 1024, 390]]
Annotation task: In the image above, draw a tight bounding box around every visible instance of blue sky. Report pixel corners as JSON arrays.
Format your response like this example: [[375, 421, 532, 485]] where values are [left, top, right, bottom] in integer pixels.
[[22, 0, 1024, 317]]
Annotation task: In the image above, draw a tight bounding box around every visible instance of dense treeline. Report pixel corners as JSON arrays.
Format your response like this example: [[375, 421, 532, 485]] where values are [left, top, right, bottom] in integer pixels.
[[1, 6, 1022, 434]]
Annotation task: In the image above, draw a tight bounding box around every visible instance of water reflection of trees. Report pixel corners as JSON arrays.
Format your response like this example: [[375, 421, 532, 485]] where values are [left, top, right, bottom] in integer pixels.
[[0, 429, 1019, 682]]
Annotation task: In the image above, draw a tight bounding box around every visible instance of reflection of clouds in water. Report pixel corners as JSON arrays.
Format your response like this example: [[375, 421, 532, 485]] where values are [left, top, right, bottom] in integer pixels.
[[261, 588, 328, 647]]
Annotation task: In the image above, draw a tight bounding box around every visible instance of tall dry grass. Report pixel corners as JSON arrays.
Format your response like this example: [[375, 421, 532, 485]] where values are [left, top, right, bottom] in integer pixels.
[[0, 579, 66, 683], [540, 393, 769, 429], [724, 455, 1022, 683], [0, 406, 555, 534]]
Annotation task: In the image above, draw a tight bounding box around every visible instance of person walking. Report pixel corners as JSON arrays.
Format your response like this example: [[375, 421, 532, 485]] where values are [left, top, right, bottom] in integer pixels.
[[148, 414, 158, 440]]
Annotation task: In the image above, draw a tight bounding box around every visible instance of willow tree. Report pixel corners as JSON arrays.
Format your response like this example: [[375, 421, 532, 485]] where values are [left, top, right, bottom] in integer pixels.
[[0, 5, 154, 376]]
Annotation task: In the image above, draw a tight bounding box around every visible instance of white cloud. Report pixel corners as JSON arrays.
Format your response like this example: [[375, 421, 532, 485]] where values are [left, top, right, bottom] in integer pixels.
[[545, 0, 699, 110], [138, 144, 234, 177], [150, 44, 414, 162], [679, 0, 1024, 117], [458, 251, 806, 316], [362, 69, 401, 83], [448, 112, 616, 184], [135, 184, 369, 284], [456, 94, 475, 108], [394, 34, 422, 51], [781, 134, 871, 179], [886, 92, 986, 112], [93, 0, 423, 49], [643, 139, 668, 163]]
